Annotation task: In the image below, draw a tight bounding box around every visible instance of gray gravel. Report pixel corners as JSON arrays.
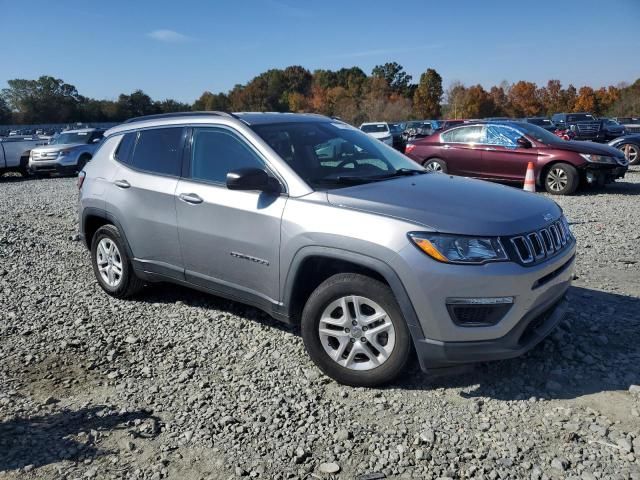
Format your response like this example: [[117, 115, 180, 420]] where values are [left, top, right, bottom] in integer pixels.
[[1, 169, 639, 480]]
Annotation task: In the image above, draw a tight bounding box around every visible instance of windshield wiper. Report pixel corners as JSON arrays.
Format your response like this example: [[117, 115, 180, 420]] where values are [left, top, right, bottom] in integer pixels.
[[373, 168, 427, 179], [313, 176, 378, 186]]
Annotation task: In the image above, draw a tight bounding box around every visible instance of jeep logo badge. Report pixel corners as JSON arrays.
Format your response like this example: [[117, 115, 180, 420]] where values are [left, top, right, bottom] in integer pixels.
[[543, 213, 553, 221]]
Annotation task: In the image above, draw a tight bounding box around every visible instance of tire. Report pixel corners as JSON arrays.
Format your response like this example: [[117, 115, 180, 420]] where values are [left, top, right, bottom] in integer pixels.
[[423, 158, 447, 174], [544, 163, 579, 195], [19, 156, 30, 177], [91, 224, 144, 298], [301, 273, 412, 387], [619, 143, 640, 165]]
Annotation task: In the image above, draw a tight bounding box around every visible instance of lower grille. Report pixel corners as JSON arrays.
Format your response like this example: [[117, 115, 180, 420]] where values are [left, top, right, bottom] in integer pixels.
[[447, 303, 512, 327]]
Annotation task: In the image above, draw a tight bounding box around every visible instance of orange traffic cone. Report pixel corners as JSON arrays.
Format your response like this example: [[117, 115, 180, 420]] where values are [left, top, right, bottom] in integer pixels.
[[523, 162, 536, 192]]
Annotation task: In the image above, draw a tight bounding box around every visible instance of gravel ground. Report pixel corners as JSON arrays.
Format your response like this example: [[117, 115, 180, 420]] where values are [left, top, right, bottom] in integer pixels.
[[1, 168, 639, 480]]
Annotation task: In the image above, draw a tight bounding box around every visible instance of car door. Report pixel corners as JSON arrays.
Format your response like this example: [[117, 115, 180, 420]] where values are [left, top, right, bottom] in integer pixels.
[[175, 126, 286, 305], [482, 125, 538, 182], [439, 125, 485, 177], [106, 127, 186, 279]]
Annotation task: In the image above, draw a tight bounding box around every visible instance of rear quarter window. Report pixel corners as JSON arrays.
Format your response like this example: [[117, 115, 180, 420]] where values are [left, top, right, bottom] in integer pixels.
[[114, 132, 136, 164]]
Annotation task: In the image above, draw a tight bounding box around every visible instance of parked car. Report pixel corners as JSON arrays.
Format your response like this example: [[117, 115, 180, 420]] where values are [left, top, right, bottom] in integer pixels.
[[524, 117, 556, 132], [404, 121, 628, 195], [359, 122, 393, 146], [550, 113, 604, 142], [600, 118, 626, 141], [553, 126, 576, 141], [0, 135, 48, 176], [433, 119, 467, 131], [613, 117, 640, 134], [388, 123, 406, 151], [28, 128, 104, 175], [78, 112, 576, 386], [608, 134, 640, 165], [403, 120, 435, 143]]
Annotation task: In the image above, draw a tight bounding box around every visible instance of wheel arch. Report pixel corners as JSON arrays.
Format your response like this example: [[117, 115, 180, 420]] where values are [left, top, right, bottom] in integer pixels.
[[282, 247, 424, 335], [81, 207, 134, 259]]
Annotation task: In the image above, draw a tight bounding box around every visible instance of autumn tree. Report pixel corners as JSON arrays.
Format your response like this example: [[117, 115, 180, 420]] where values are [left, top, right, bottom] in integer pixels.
[[2, 76, 82, 123], [444, 81, 467, 119], [489, 82, 510, 116], [0, 96, 12, 123], [462, 85, 496, 118], [507, 81, 542, 117], [193, 91, 229, 111], [116, 90, 159, 120], [412, 68, 443, 118], [574, 86, 597, 112]]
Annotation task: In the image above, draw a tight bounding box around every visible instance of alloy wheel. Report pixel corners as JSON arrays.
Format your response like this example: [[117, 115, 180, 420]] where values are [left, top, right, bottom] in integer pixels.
[[621, 144, 639, 164], [318, 295, 396, 371], [96, 238, 123, 287], [547, 168, 568, 192], [425, 161, 443, 173]]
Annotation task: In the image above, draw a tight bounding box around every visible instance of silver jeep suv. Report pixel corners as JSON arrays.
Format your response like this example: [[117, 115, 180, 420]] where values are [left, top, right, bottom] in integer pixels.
[[78, 112, 576, 386]]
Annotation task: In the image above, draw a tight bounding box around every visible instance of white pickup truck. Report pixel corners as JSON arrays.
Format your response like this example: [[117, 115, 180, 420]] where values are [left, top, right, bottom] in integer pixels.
[[0, 136, 48, 177]]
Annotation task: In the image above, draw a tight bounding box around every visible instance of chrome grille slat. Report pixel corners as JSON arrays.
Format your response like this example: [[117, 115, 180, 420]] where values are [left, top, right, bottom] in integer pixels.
[[508, 218, 573, 265]]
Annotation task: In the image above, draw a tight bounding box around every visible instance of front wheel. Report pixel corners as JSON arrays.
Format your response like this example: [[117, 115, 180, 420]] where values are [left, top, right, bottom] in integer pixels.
[[423, 158, 447, 174], [301, 273, 411, 387], [544, 163, 579, 195], [619, 143, 640, 165]]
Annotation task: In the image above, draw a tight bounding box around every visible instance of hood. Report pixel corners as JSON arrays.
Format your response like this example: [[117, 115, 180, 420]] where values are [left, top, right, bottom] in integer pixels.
[[366, 131, 390, 139], [32, 143, 83, 153], [609, 134, 640, 146], [327, 174, 561, 236], [550, 140, 624, 157]]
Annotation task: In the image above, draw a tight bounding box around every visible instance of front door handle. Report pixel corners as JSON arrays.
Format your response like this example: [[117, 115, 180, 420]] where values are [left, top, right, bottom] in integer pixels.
[[179, 193, 203, 205], [484, 147, 496, 151], [114, 179, 130, 189]]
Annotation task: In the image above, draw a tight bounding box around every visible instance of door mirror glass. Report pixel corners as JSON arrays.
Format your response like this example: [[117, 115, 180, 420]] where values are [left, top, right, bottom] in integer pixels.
[[226, 168, 280, 193], [517, 137, 532, 148]]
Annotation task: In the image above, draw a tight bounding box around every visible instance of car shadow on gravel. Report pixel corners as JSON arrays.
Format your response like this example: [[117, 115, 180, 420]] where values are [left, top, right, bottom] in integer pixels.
[[0, 406, 158, 472], [138, 283, 299, 335], [397, 286, 640, 401]]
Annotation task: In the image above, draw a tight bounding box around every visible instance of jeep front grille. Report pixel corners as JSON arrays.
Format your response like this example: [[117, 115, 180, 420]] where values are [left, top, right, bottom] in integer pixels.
[[507, 219, 573, 265]]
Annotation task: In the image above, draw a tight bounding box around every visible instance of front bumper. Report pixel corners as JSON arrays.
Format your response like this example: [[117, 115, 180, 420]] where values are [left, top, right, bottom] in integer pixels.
[[581, 163, 627, 184], [413, 293, 568, 369], [394, 239, 576, 370], [28, 158, 78, 175]]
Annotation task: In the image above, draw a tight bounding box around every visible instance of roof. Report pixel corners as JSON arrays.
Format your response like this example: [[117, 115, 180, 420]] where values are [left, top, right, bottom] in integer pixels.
[[61, 128, 103, 134], [122, 111, 332, 127]]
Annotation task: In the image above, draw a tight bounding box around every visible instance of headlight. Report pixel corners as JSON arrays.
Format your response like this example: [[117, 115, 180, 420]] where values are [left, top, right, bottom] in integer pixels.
[[408, 233, 508, 265], [58, 148, 73, 157], [579, 153, 617, 164]]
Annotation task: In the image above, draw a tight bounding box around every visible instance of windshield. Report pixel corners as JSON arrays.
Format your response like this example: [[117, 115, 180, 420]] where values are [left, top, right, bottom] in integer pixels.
[[516, 122, 564, 144], [252, 121, 424, 189], [566, 114, 596, 122], [604, 119, 619, 125], [528, 118, 553, 126], [361, 124, 389, 133], [50, 131, 94, 145]]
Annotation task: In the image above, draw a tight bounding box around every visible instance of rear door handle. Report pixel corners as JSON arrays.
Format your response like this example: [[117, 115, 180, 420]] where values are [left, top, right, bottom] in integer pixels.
[[114, 179, 130, 189], [178, 193, 203, 205]]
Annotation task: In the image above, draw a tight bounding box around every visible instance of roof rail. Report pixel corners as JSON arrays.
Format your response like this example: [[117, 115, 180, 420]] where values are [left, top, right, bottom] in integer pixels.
[[122, 111, 239, 124]]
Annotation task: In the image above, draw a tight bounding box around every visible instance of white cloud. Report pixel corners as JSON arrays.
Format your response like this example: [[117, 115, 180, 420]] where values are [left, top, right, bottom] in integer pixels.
[[147, 29, 191, 43]]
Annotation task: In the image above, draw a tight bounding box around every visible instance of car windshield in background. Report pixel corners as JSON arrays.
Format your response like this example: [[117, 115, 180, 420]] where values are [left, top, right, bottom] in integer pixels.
[[528, 118, 553, 126], [389, 124, 402, 133], [251, 121, 424, 189], [50, 132, 92, 145], [566, 114, 596, 122], [517, 123, 564, 144], [361, 124, 388, 133], [604, 119, 620, 125]]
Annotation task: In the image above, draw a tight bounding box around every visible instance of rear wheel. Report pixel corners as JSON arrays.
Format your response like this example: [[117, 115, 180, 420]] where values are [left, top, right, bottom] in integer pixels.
[[301, 273, 411, 387], [91, 224, 144, 298], [544, 163, 579, 195], [619, 143, 640, 165], [423, 158, 447, 174]]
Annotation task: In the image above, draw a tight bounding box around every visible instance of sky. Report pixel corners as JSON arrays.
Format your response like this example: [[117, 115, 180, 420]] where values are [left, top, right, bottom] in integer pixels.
[[1, 0, 639, 103]]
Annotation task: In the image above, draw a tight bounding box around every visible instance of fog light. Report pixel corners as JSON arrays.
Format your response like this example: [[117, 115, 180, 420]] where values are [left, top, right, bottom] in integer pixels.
[[586, 171, 596, 184], [446, 297, 514, 327]]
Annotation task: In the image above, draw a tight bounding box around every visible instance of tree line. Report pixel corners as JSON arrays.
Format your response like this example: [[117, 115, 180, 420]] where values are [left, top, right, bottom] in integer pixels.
[[1, 64, 638, 126]]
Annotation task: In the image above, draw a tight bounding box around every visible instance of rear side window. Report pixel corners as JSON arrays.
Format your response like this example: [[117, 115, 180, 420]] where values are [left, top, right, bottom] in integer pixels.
[[441, 126, 484, 143], [114, 133, 136, 164], [131, 127, 184, 176], [190, 127, 265, 184]]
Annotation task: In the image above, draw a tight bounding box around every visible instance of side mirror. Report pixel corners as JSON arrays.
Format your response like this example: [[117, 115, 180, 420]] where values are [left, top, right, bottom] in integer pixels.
[[517, 137, 532, 148], [226, 168, 280, 193]]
